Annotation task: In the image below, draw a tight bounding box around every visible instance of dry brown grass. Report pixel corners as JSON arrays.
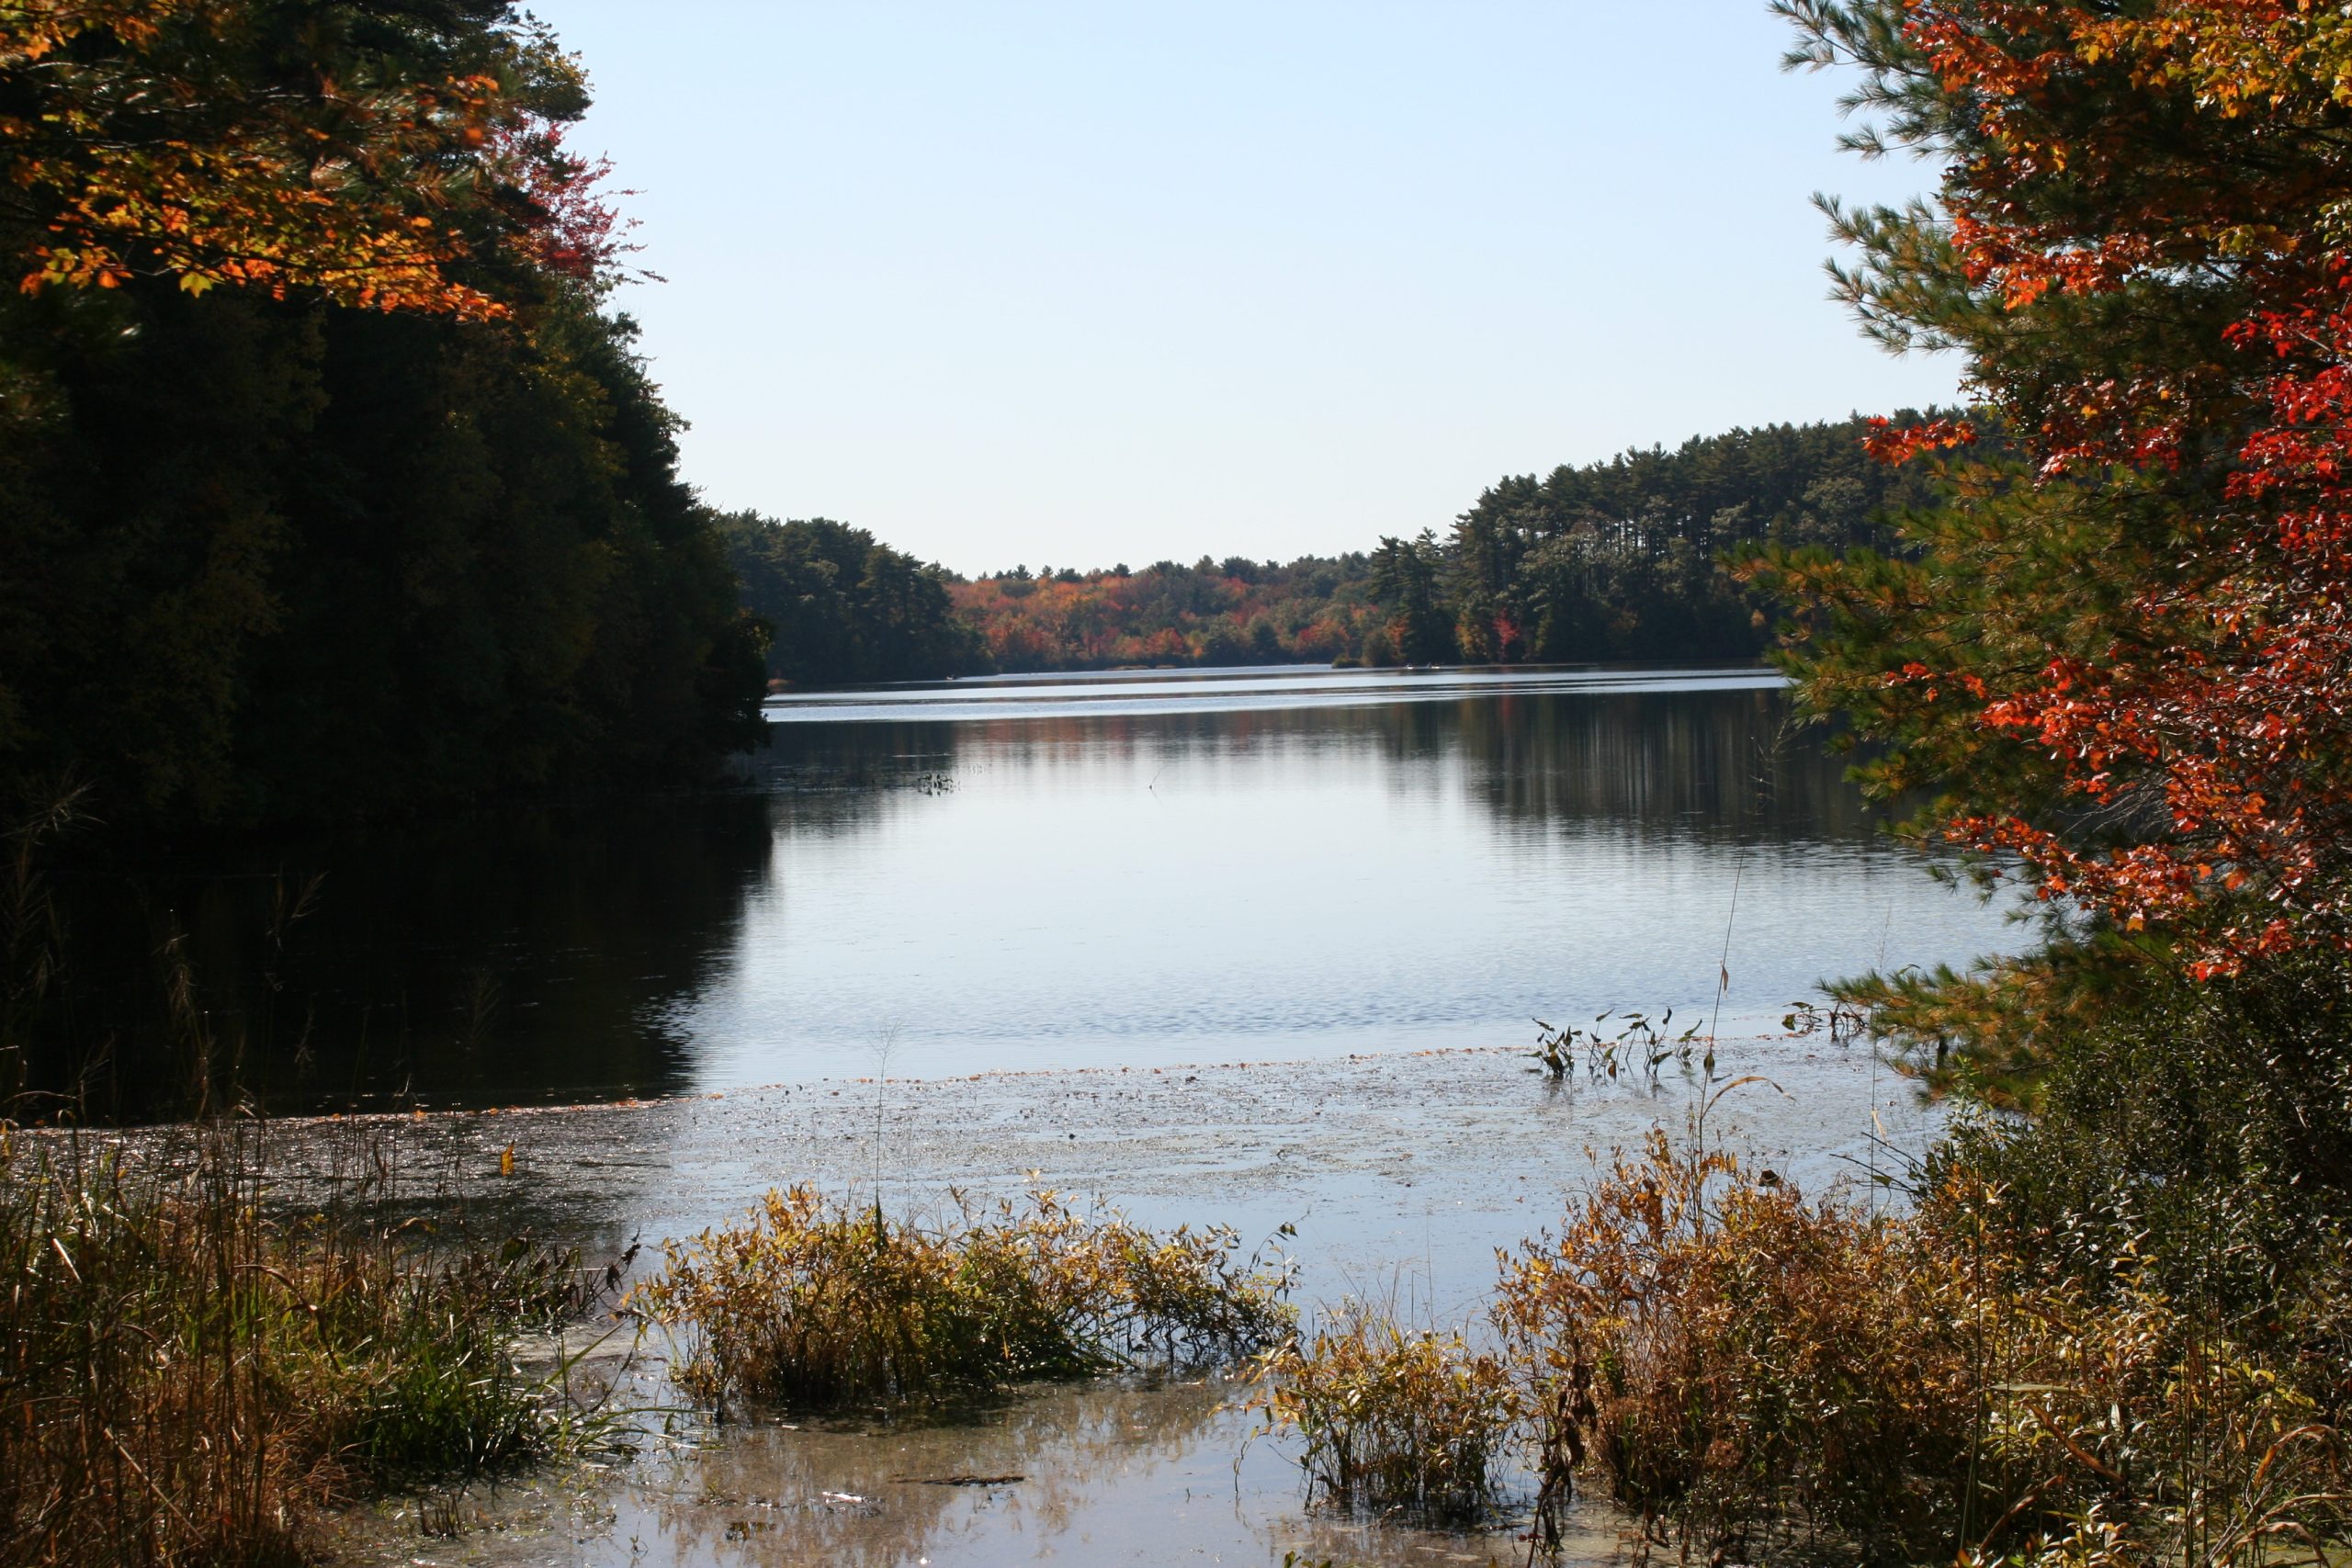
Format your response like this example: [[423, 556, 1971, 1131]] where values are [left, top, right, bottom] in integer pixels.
[[0, 1120, 589, 1568], [633, 1183, 1294, 1416]]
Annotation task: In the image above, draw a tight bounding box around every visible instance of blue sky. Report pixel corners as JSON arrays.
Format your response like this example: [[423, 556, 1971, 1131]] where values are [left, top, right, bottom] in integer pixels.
[[531, 2, 1963, 574]]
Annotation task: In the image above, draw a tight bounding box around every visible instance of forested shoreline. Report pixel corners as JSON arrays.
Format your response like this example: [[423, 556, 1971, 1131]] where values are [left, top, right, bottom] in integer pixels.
[[8, 2, 2352, 1566], [943, 411, 1978, 673]]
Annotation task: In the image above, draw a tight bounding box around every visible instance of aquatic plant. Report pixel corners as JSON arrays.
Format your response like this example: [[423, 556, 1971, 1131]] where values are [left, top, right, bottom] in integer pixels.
[[1496, 1131, 1964, 1556], [1525, 1008, 1702, 1083], [634, 1184, 1294, 1416], [0, 1120, 598, 1567], [1251, 1303, 1520, 1525]]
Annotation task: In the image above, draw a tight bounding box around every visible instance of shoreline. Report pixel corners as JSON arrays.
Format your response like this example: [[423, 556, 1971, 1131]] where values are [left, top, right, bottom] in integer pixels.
[[315, 1034, 1936, 1568]]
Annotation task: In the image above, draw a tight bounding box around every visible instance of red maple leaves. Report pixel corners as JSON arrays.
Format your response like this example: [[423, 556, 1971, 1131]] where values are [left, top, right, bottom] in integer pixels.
[[1857, 2, 2352, 970]]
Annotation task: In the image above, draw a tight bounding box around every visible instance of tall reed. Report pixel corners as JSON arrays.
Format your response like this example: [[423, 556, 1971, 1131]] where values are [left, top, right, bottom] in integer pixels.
[[0, 1118, 586, 1568]]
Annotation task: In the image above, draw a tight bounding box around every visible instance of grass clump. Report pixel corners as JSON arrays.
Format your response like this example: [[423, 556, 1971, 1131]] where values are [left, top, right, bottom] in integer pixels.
[[0, 1121, 591, 1568], [634, 1183, 1294, 1416], [1250, 1100, 2348, 1564], [1251, 1303, 1519, 1524]]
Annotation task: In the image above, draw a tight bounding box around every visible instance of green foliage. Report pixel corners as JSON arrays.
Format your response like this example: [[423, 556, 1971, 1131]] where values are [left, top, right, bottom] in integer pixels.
[[1370, 531, 1453, 665], [1451, 412, 1970, 664], [0, 3, 767, 831], [0, 236, 765, 829], [716, 513, 984, 686], [1738, 462, 2180, 1010], [1927, 949, 2352, 1319]]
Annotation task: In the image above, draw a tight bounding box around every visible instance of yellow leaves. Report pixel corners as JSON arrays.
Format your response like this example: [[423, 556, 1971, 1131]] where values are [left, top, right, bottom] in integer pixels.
[[3, 0, 519, 319], [2070, 3, 2352, 120], [1, 0, 202, 66]]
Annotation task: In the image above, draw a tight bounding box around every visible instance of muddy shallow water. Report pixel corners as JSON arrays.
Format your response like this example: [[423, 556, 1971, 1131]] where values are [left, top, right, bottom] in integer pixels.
[[316, 1036, 1936, 1567]]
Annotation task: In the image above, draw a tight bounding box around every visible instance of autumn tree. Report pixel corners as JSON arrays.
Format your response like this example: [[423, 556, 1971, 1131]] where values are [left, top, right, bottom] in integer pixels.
[[10, 0, 513, 310], [1752, 0, 2352, 983], [0, 2, 765, 825]]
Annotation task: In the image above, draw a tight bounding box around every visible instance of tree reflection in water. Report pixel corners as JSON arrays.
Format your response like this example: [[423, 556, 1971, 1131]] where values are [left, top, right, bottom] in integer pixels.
[[30, 676, 2010, 1122]]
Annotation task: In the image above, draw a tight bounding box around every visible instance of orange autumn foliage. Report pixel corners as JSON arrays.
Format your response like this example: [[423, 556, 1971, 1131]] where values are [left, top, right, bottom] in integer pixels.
[[1782, 0, 2352, 970], [0, 0, 584, 316]]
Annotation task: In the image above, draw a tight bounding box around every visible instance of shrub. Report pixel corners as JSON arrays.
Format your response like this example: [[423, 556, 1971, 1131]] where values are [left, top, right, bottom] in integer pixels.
[[633, 1184, 1294, 1416], [1495, 1132, 1967, 1556], [1494, 1132, 2350, 1566], [1252, 1303, 1520, 1524]]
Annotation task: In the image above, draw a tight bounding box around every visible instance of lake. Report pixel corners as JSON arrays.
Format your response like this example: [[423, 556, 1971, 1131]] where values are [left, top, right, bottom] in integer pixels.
[[34, 664, 2024, 1121]]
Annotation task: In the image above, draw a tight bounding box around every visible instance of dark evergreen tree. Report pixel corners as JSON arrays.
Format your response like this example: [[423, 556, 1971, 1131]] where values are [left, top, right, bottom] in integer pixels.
[[0, 1, 768, 829], [716, 513, 984, 686]]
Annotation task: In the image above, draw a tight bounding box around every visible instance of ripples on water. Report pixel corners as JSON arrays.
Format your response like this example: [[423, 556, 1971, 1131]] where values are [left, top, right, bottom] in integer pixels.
[[40, 665, 2025, 1119]]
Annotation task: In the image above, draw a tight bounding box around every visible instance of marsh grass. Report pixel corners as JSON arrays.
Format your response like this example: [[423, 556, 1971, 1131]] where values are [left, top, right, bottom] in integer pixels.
[[0, 1118, 601, 1568], [634, 1183, 1295, 1416], [1250, 1303, 1520, 1525], [1246, 1112, 2348, 1565], [1497, 1131, 1968, 1558]]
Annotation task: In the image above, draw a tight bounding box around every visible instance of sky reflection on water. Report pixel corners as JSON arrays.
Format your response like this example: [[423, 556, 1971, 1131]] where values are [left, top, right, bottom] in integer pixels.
[[684, 665, 2021, 1083], [43, 666, 2027, 1117]]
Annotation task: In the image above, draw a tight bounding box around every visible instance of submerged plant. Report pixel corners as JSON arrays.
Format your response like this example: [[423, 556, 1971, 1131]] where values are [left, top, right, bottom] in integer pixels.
[[634, 1184, 1294, 1416]]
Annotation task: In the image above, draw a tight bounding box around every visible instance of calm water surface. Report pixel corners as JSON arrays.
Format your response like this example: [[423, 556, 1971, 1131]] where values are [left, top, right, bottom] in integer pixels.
[[44, 665, 2024, 1118]]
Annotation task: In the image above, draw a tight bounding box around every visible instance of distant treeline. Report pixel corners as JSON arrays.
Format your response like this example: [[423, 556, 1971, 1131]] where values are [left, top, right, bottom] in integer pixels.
[[951, 555, 1386, 671], [944, 412, 1980, 671]]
